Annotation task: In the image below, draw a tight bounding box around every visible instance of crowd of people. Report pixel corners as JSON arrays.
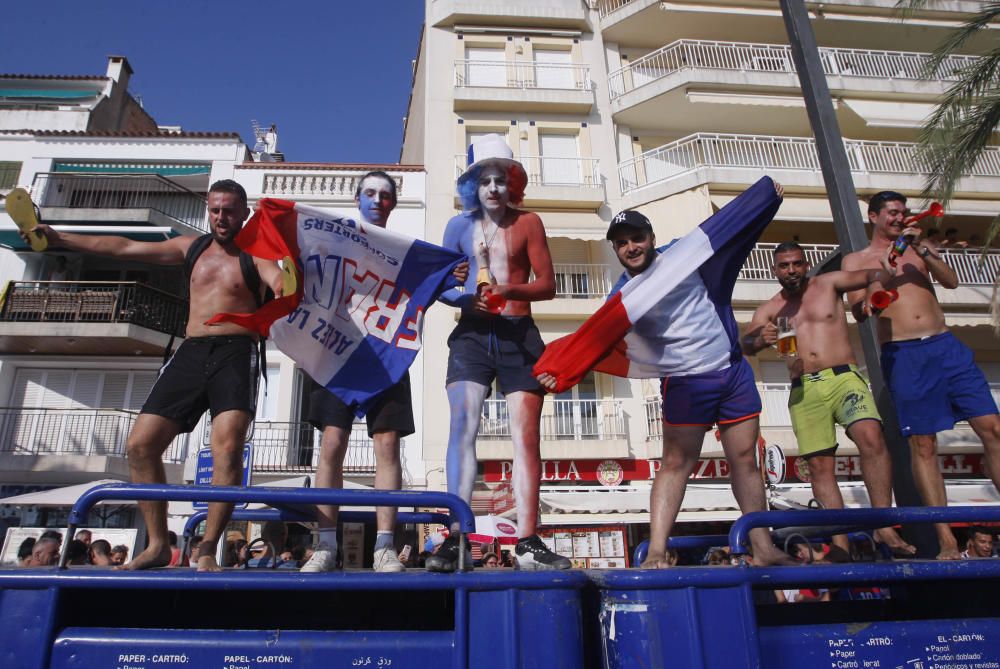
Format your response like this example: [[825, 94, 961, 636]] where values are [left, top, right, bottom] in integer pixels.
[[16, 134, 1000, 572], [15, 529, 129, 568]]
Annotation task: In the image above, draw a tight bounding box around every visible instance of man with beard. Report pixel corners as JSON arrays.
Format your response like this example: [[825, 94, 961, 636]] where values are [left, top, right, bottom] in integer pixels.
[[743, 242, 914, 556], [26, 180, 283, 571]]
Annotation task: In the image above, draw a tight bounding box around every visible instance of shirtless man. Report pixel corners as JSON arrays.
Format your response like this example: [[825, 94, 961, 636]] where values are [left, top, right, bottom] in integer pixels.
[[25, 180, 283, 570], [301, 171, 468, 573], [842, 190, 1000, 559], [430, 134, 570, 572], [743, 242, 914, 555]]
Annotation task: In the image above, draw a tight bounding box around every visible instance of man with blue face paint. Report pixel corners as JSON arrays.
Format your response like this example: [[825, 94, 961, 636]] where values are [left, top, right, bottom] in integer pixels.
[[428, 134, 571, 572], [302, 171, 469, 573]]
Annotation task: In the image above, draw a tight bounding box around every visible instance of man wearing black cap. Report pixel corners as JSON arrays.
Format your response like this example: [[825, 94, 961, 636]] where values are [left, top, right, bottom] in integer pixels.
[[541, 181, 793, 568]]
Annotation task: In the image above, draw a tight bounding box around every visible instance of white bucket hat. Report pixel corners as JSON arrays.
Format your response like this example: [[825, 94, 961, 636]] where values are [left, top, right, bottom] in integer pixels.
[[458, 133, 527, 186]]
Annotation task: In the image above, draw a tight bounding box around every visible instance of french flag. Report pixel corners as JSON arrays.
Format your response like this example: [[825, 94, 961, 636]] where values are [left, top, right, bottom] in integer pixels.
[[211, 198, 465, 414], [533, 177, 782, 393]]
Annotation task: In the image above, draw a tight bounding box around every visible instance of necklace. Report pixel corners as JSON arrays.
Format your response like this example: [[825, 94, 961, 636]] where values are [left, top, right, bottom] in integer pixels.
[[480, 217, 500, 252]]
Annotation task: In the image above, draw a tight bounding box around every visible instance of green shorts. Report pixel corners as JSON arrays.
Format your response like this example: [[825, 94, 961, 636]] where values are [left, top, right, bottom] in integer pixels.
[[789, 364, 881, 458]]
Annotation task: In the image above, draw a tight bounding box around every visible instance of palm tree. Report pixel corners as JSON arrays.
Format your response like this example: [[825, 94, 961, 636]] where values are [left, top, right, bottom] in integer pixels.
[[898, 0, 1000, 324]]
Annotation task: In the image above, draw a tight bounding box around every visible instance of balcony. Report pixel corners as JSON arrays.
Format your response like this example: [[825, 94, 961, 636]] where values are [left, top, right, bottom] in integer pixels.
[[453, 60, 594, 112], [205, 421, 377, 476], [609, 40, 976, 135], [258, 171, 404, 201], [478, 398, 628, 460], [534, 263, 616, 317], [734, 243, 1000, 308], [429, 0, 589, 29], [0, 281, 186, 355], [646, 383, 1000, 453], [618, 132, 1000, 205], [454, 154, 604, 209], [0, 407, 187, 478], [31, 173, 207, 235], [596, 0, 991, 50]]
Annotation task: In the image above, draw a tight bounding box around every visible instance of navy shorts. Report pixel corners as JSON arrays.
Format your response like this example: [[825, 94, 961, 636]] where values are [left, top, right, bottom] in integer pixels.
[[308, 372, 415, 438], [142, 336, 259, 433], [660, 358, 762, 427], [881, 331, 998, 437], [446, 316, 544, 394]]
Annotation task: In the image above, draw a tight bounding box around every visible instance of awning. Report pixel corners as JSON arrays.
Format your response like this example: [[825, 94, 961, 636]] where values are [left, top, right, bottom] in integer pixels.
[[52, 161, 212, 176], [540, 484, 740, 524], [771, 480, 1000, 508], [711, 194, 863, 222], [842, 99, 938, 129], [541, 211, 607, 241]]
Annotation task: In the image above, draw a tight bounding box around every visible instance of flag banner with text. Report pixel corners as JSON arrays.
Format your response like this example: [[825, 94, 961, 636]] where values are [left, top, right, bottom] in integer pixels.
[[213, 198, 464, 415]]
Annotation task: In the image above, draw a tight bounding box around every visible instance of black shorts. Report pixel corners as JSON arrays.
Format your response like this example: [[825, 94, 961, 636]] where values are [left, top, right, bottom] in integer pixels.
[[141, 336, 260, 433], [445, 316, 544, 394], [307, 372, 415, 438]]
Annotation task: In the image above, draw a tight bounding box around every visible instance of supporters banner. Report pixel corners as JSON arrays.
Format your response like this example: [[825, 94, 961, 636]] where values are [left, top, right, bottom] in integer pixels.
[[212, 198, 464, 415]]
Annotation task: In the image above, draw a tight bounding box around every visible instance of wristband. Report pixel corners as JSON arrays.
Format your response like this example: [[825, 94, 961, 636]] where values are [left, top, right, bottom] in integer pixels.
[[918, 246, 932, 259]]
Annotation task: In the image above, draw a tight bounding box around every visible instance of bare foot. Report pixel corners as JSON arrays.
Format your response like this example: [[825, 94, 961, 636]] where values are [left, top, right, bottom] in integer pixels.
[[751, 547, 798, 567], [196, 555, 224, 572], [640, 555, 673, 569], [116, 545, 171, 571], [873, 528, 917, 557], [937, 547, 962, 561]]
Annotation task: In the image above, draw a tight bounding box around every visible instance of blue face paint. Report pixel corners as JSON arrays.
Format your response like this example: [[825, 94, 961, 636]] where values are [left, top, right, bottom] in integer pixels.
[[356, 176, 394, 226]]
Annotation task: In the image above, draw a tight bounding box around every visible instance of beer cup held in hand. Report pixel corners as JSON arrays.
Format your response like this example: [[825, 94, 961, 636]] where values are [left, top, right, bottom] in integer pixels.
[[776, 317, 797, 358]]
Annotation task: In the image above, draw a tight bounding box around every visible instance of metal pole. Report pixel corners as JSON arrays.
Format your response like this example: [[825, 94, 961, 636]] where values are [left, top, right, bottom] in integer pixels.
[[778, 0, 937, 556]]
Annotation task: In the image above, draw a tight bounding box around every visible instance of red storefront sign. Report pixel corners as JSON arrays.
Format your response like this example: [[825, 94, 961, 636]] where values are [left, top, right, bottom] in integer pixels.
[[482, 453, 986, 484]]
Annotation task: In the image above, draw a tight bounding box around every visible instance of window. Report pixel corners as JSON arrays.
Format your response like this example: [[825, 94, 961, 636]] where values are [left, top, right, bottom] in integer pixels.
[[539, 133, 581, 186], [533, 49, 575, 89], [255, 366, 281, 421], [465, 47, 506, 87], [0, 161, 21, 190], [553, 372, 599, 439]]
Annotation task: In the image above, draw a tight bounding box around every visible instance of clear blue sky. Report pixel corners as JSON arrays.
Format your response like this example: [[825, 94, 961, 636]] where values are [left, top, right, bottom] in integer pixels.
[[1, 1, 425, 164]]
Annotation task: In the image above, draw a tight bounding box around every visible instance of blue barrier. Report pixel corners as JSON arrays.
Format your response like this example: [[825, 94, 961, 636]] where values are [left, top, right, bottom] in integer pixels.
[[2, 483, 588, 669], [61, 483, 475, 568], [729, 505, 1000, 554], [632, 531, 880, 565], [596, 505, 1000, 669]]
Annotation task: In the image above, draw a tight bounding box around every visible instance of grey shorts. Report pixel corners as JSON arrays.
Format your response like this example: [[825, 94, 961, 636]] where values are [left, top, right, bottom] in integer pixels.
[[445, 316, 544, 394]]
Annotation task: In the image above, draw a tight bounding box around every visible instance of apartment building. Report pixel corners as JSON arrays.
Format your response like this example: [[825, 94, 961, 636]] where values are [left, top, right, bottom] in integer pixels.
[[402, 0, 1000, 551]]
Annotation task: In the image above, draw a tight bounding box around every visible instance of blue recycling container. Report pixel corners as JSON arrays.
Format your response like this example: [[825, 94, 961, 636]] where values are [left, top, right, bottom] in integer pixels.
[[0, 483, 589, 669], [594, 506, 1000, 669]]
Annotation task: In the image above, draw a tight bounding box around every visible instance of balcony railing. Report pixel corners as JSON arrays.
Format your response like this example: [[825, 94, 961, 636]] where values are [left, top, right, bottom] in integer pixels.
[[0, 281, 187, 336], [609, 39, 979, 99], [619, 132, 1000, 194], [454, 60, 592, 91], [480, 399, 625, 440], [454, 154, 600, 188], [32, 173, 208, 232], [554, 263, 614, 298], [596, 0, 635, 19], [205, 421, 377, 474], [0, 407, 187, 463], [741, 243, 1000, 287], [647, 385, 1000, 439], [262, 173, 403, 198]]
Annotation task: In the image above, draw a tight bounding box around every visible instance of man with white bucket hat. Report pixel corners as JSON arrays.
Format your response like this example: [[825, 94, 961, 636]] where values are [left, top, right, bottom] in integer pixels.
[[428, 134, 570, 572]]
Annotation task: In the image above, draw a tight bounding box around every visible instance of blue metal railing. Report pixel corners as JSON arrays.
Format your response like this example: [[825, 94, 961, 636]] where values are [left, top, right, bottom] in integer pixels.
[[62, 483, 476, 569]]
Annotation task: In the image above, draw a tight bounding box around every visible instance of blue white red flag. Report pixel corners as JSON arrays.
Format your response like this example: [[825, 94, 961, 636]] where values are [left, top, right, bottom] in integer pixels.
[[212, 198, 464, 415], [533, 177, 782, 392]]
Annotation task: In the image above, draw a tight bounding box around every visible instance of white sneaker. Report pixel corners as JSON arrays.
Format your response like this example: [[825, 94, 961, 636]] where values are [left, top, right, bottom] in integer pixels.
[[373, 546, 405, 573], [300, 543, 337, 573]]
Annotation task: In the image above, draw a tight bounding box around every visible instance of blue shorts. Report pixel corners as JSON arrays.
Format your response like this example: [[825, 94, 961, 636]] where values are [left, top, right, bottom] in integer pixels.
[[660, 358, 762, 427], [881, 331, 998, 437], [446, 316, 544, 394]]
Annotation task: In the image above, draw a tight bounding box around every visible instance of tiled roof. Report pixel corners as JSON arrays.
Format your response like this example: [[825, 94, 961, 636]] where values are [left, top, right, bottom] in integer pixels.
[[236, 162, 425, 171]]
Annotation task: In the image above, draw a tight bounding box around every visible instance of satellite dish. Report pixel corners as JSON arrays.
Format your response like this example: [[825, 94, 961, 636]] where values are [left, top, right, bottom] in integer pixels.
[[764, 443, 786, 485]]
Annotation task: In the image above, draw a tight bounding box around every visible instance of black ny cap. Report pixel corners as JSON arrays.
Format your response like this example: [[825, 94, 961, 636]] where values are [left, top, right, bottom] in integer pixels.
[[606, 210, 653, 240]]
